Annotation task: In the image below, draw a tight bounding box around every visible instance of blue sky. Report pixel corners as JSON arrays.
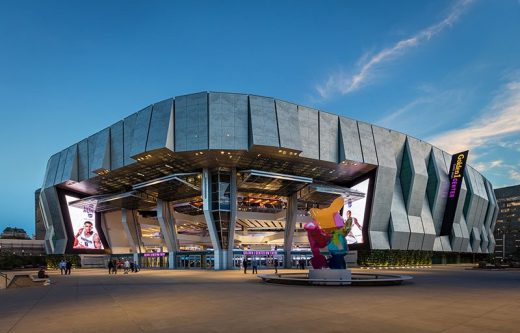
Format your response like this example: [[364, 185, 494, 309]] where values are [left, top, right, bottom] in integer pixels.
[[1, 0, 519, 235]]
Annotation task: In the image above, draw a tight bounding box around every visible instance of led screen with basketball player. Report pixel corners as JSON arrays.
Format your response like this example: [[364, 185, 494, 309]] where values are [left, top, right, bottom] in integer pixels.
[[65, 195, 104, 250]]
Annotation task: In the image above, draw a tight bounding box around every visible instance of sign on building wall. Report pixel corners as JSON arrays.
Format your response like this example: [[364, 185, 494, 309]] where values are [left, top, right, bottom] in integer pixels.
[[441, 150, 469, 235]]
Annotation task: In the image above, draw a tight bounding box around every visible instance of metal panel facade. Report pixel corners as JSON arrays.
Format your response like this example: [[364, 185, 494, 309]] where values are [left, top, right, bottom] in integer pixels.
[[130, 105, 153, 157], [110, 121, 124, 170], [319, 112, 339, 163], [297, 106, 319, 159], [175, 93, 208, 152], [40, 92, 498, 256], [146, 98, 175, 153], [249, 95, 279, 148], [338, 117, 363, 163], [88, 128, 110, 174], [357, 122, 377, 165], [209, 93, 248, 150], [275, 100, 302, 152]]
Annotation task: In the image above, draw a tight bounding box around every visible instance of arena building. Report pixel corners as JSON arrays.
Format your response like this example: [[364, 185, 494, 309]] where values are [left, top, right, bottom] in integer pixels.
[[39, 92, 498, 269]]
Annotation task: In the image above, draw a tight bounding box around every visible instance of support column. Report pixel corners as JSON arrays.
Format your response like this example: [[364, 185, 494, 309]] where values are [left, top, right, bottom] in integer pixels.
[[202, 168, 237, 270], [283, 193, 298, 268], [121, 208, 139, 254], [157, 199, 180, 269], [227, 170, 238, 268]]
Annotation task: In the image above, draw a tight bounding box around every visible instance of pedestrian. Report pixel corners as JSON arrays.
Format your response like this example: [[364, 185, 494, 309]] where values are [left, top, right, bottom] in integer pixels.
[[274, 258, 279, 274], [124, 259, 130, 274], [252, 260, 258, 274], [134, 262, 140, 272], [108, 260, 114, 274], [112, 260, 118, 274], [65, 260, 72, 275], [130, 261, 135, 273], [300, 259, 305, 270], [243, 258, 248, 274], [59, 259, 66, 275]]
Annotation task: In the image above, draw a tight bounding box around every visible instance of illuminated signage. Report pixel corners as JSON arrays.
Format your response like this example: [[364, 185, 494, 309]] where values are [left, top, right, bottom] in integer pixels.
[[243, 250, 277, 256], [144, 252, 166, 257], [441, 151, 469, 235]]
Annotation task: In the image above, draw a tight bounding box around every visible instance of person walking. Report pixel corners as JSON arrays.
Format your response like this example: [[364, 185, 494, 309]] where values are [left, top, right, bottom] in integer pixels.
[[59, 259, 66, 275], [274, 258, 279, 274], [108, 260, 114, 274], [252, 260, 258, 274], [65, 260, 72, 275], [243, 258, 248, 274], [124, 259, 130, 274], [112, 260, 118, 274]]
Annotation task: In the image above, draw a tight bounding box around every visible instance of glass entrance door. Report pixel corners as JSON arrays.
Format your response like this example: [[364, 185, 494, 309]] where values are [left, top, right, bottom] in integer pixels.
[[176, 255, 202, 269]]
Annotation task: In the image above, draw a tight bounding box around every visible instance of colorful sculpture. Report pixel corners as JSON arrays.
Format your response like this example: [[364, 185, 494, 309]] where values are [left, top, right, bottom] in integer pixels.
[[304, 197, 352, 269]]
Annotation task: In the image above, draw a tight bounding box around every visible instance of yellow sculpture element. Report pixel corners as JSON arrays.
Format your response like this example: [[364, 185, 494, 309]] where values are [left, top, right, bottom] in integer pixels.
[[309, 196, 345, 231]]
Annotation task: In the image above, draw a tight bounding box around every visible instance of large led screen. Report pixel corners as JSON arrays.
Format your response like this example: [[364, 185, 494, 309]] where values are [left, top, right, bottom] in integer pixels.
[[343, 178, 370, 245], [65, 195, 104, 250]]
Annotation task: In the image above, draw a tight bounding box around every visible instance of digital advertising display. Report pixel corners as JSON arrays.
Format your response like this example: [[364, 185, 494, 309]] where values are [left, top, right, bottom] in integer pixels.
[[343, 178, 370, 245], [65, 195, 104, 250]]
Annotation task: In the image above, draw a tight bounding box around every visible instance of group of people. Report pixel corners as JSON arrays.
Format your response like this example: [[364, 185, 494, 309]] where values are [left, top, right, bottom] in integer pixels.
[[59, 259, 73, 275], [108, 259, 140, 274], [243, 257, 281, 274]]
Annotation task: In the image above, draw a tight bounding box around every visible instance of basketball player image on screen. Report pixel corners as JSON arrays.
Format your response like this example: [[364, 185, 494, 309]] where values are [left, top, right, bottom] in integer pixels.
[[345, 210, 363, 244], [73, 221, 102, 249]]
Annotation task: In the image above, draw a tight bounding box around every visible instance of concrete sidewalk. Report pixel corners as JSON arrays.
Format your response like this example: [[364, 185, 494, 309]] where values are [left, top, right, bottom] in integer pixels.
[[1, 266, 519, 333]]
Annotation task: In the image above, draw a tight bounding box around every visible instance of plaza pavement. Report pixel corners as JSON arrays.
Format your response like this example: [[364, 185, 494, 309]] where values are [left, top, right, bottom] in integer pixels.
[[1, 265, 519, 333]]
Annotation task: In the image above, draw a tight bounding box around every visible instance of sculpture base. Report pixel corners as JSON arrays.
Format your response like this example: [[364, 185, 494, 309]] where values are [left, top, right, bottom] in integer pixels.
[[308, 269, 352, 283]]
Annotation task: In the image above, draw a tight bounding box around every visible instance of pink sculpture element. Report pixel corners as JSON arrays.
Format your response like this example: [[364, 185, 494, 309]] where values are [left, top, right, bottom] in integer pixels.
[[333, 212, 344, 229], [304, 220, 332, 269]]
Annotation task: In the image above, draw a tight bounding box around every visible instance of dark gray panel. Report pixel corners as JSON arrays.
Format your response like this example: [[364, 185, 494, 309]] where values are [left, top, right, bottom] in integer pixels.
[[339, 117, 363, 163], [146, 98, 174, 153], [420, 195, 436, 250], [408, 216, 425, 250], [77, 139, 89, 181], [390, 179, 411, 250], [459, 215, 470, 252], [43, 153, 61, 188], [298, 106, 319, 159], [88, 127, 111, 174], [41, 187, 67, 253], [249, 95, 279, 148], [430, 147, 449, 234], [319, 112, 338, 163], [175, 92, 208, 152], [110, 121, 124, 170], [370, 126, 399, 249], [406, 137, 429, 216], [372, 126, 395, 168], [357, 122, 377, 165], [275, 100, 302, 151], [369, 165, 395, 249], [123, 113, 138, 166], [130, 105, 153, 157], [59, 145, 78, 184], [55, 149, 68, 186], [209, 93, 248, 150]]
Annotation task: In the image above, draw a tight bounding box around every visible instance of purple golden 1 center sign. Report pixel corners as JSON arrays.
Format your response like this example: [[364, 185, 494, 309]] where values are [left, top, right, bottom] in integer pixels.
[[441, 151, 469, 236]]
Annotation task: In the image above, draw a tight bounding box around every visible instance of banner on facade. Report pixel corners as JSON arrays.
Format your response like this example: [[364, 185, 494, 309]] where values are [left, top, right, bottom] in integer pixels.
[[441, 150, 469, 235]]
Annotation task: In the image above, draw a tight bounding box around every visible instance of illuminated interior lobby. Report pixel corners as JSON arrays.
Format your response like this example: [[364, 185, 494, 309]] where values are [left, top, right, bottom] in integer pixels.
[[39, 92, 498, 270]]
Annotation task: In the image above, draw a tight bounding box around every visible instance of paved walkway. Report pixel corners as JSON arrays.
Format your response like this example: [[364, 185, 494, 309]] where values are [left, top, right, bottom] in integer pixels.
[[1, 266, 519, 333]]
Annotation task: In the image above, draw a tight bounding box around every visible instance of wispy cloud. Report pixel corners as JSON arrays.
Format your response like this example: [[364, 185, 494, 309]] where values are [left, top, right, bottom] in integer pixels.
[[316, 0, 474, 98], [378, 97, 431, 127], [474, 160, 504, 172], [429, 79, 520, 153], [510, 169, 520, 182]]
